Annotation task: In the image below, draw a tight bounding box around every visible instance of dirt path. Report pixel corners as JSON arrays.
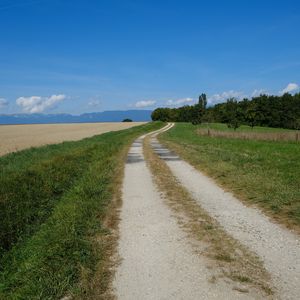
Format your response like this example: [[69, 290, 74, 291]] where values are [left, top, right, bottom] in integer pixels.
[[150, 125, 300, 300], [113, 124, 263, 299]]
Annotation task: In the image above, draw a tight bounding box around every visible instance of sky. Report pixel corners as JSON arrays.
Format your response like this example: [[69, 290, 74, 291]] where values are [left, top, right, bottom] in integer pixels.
[[0, 0, 299, 115]]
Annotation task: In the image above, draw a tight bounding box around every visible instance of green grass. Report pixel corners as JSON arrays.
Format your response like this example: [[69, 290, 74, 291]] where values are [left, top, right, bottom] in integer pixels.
[[0, 121, 164, 299], [160, 123, 300, 229]]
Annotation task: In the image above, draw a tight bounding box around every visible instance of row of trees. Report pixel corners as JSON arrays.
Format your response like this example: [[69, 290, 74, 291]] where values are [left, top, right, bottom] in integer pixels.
[[151, 94, 207, 124], [151, 93, 300, 130]]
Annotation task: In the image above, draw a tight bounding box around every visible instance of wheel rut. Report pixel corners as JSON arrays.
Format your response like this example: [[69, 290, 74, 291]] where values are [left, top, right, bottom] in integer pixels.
[[113, 124, 266, 300]]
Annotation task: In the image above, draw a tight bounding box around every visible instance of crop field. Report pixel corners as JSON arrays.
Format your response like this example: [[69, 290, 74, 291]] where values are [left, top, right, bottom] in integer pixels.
[[0, 122, 163, 299], [0, 122, 145, 156], [159, 123, 300, 231]]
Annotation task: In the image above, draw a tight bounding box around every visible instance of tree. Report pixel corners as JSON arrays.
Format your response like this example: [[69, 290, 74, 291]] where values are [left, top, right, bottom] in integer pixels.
[[191, 104, 202, 125], [245, 102, 257, 129], [189, 93, 207, 125], [225, 98, 241, 130], [198, 93, 207, 110], [151, 108, 175, 122], [122, 118, 132, 122]]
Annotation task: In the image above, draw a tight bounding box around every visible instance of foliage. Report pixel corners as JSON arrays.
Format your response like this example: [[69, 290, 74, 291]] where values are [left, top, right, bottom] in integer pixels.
[[225, 98, 241, 130], [208, 93, 300, 130], [152, 94, 207, 125], [122, 118, 133, 122], [152, 92, 300, 130]]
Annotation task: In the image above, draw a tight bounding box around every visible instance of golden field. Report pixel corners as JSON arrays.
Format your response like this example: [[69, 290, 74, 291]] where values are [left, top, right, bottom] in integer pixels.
[[0, 122, 145, 156]]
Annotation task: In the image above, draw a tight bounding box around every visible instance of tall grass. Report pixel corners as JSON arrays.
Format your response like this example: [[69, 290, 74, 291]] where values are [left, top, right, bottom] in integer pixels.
[[197, 128, 300, 142], [199, 122, 296, 133], [0, 122, 164, 299], [0, 150, 92, 258]]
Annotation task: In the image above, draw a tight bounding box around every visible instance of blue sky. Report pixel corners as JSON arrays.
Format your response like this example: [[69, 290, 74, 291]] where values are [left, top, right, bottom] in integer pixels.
[[0, 0, 299, 114]]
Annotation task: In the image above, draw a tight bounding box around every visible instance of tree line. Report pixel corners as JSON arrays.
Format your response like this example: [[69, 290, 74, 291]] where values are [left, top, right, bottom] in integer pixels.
[[151, 93, 300, 130]]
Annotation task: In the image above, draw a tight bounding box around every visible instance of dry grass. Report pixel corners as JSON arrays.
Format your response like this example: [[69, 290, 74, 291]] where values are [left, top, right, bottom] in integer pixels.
[[144, 136, 274, 297], [198, 128, 300, 142], [0, 122, 145, 156]]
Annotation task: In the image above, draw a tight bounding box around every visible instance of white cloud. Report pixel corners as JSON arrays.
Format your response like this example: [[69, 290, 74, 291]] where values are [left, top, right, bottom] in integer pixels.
[[0, 98, 8, 108], [88, 95, 101, 107], [279, 83, 299, 95], [134, 100, 156, 108], [16, 94, 67, 113], [88, 100, 101, 107], [166, 97, 195, 107], [251, 89, 268, 97], [207, 90, 246, 106]]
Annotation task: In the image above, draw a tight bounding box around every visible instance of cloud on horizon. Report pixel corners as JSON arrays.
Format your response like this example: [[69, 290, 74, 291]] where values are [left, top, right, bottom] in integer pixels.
[[134, 100, 156, 108], [251, 89, 269, 97], [207, 90, 246, 106], [279, 83, 299, 95], [88, 100, 101, 107], [0, 98, 8, 108], [16, 94, 67, 113], [166, 97, 195, 107]]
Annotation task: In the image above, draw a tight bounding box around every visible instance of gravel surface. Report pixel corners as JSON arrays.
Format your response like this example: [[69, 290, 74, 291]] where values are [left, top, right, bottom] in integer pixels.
[[113, 124, 264, 299], [152, 126, 300, 300]]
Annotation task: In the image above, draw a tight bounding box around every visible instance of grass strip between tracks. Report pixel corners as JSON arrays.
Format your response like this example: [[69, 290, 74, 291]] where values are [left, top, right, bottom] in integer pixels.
[[144, 135, 273, 296]]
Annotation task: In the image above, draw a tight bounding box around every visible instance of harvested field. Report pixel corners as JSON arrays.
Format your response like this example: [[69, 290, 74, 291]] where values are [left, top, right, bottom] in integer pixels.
[[0, 122, 145, 155]]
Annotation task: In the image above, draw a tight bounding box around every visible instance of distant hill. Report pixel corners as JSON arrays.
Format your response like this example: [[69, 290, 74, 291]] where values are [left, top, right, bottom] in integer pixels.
[[0, 110, 152, 125]]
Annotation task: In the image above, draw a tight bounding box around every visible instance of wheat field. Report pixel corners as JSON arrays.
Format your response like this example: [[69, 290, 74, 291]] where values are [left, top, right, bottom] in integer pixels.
[[0, 122, 145, 156]]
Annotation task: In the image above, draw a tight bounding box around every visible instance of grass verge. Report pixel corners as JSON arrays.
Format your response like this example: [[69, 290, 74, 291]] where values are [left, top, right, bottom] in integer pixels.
[[0, 121, 164, 300], [144, 135, 273, 296], [159, 123, 300, 231]]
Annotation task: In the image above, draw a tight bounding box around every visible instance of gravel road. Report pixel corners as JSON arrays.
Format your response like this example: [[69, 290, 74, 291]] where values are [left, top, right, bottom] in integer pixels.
[[151, 125, 300, 300], [113, 124, 264, 299]]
